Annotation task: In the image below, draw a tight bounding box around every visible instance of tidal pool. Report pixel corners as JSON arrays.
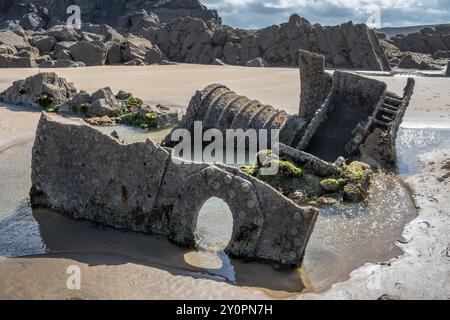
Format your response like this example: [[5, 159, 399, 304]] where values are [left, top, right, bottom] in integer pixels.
[[1, 125, 448, 294]]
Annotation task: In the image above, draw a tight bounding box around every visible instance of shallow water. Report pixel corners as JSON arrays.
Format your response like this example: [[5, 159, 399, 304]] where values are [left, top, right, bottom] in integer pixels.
[[397, 127, 450, 176], [0, 126, 448, 293]]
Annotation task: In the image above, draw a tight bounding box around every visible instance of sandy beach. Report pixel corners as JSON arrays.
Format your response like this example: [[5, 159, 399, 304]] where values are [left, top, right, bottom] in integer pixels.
[[0, 65, 449, 300]]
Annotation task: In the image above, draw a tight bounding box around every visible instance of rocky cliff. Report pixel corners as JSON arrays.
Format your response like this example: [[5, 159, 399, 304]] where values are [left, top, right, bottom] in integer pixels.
[[0, 0, 221, 26], [0, 2, 391, 70]]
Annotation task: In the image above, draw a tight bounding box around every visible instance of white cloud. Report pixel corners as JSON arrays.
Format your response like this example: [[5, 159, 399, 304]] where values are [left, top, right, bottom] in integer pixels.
[[203, 0, 450, 29]]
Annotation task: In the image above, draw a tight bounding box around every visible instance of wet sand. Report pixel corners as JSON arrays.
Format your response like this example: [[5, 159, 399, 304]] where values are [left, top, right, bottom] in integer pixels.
[[0, 65, 449, 299]]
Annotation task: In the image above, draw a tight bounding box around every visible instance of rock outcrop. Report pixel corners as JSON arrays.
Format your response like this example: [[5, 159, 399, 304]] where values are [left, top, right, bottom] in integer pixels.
[[1, 72, 178, 128], [150, 14, 391, 70], [0, 72, 77, 108], [0, 0, 221, 27], [391, 24, 450, 55], [30, 113, 318, 267], [0, 2, 391, 71]]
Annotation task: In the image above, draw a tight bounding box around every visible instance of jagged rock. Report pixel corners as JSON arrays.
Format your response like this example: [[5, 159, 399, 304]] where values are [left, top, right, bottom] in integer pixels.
[[418, 61, 441, 71], [106, 42, 122, 64], [0, 54, 36, 68], [52, 49, 72, 61], [35, 55, 51, 64], [14, 48, 39, 59], [0, 44, 16, 55], [398, 54, 421, 69], [117, 9, 160, 34], [116, 90, 132, 100], [69, 90, 91, 112], [80, 24, 124, 43], [20, 12, 46, 30], [245, 57, 268, 67], [48, 26, 81, 42], [88, 87, 124, 116], [0, 0, 221, 26], [39, 59, 86, 68], [0, 72, 77, 108], [223, 42, 241, 65], [0, 30, 29, 47], [433, 50, 450, 59], [54, 41, 75, 53], [390, 25, 450, 55], [80, 32, 105, 42], [89, 99, 123, 117], [1, 3, 48, 30], [423, 33, 448, 53], [69, 40, 107, 66], [121, 35, 153, 62], [144, 46, 166, 64], [30, 35, 57, 53], [119, 104, 179, 129]]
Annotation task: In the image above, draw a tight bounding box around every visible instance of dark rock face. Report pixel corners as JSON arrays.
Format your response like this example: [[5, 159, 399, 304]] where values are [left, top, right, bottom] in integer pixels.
[[150, 14, 390, 70], [391, 24, 450, 55], [446, 61, 450, 77], [0, 0, 221, 27], [0, 2, 390, 70]]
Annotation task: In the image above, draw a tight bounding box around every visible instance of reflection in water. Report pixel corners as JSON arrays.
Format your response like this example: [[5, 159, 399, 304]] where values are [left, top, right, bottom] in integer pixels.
[[185, 197, 236, 282], [304, 173, 416, 291], [3, 125, 449, 294], [397, 127, 450, 176], [0, 202, 46, 258]]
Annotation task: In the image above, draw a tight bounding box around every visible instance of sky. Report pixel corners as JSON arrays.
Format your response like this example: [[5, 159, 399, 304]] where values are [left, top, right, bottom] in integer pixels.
[[202, 0, 450, 29]]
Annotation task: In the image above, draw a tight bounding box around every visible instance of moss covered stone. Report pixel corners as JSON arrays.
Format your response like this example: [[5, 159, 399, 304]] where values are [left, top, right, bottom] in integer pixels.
[[320, 178, 341, 191]]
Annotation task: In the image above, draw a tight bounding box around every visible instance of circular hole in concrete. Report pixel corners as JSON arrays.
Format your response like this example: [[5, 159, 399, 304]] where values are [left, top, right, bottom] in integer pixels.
[[184, 197, 235, 281]]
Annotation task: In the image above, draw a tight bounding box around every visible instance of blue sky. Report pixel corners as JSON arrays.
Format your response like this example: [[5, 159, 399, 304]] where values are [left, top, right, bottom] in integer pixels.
[[202, 0, 450, 29]]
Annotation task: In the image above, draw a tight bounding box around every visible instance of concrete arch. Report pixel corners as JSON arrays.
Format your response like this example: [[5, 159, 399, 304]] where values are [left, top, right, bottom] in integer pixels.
[[169, 166, 265, 259]]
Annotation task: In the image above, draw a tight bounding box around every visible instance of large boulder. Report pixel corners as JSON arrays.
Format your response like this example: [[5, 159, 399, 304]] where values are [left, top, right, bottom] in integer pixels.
[[0, 54, 36, 68], [433, 50, 450, 59], [0, 44, 17, 55], [121, 35, 151, 61], [69, 40, 107, 66], [398, 54, 421, 69], [144, 46, 166, 64], [30, 36, 57, 53], [0, 72, 77, 108], [1, 3, 48, 30], [48, 26, 81, 42], [0, 30, 29, 48], [88, 87, 125, 116], [20, 12, 46, 30], [117, 9, 160, 34]]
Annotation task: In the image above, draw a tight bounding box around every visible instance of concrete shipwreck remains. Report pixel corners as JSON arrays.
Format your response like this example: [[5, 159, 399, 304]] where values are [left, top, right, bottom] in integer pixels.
[[28, 49, 415, 268], [165, 50, 415, 168], [30, 114, 318, 267]]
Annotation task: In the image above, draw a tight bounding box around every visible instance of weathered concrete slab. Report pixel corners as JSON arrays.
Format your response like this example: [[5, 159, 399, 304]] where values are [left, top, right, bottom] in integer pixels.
[[31, 113, 319, 267]]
